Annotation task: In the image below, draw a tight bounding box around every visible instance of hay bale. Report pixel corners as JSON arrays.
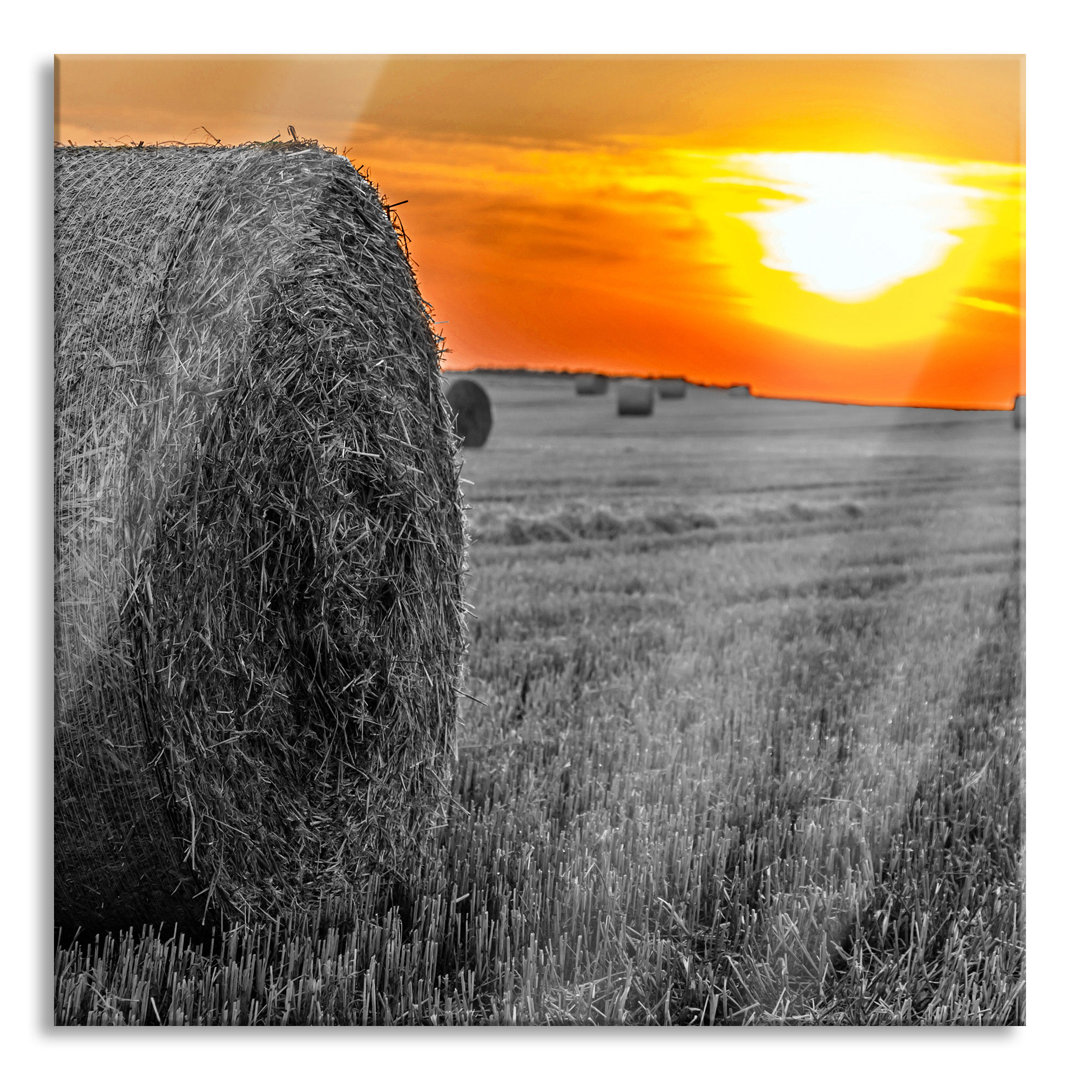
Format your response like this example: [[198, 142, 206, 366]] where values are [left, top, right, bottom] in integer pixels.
[[54, 144, 468, 932], [574, 373, 609, 396], [727, 384, 751, 397], [616, 380, 655, 417], [1013, 394, 1025, 429], [446, 378, 493, 447], [657, 378, 687, 399]]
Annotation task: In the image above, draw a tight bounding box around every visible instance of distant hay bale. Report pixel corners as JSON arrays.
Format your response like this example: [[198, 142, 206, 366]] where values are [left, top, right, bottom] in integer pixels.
[[1013, 394, 1025, 429], [656, 378, 687, 399], [616, 380, 655, 417], [446, 378, 493, 447], [727, 384, 751, 397], [54, 144, 468, 932], [574, 373, 609, 396]]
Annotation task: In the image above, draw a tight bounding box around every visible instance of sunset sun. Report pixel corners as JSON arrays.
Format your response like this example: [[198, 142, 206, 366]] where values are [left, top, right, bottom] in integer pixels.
[[737, 152, 978, 302], [700, 150, 1020, 354]]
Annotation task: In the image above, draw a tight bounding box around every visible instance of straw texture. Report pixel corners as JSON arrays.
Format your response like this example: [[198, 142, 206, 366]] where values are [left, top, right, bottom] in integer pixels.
[[446, 378, 493, 447], [54, 144, 467, 932], [616, 380, 655, 417], [574, 373, 608, 396]]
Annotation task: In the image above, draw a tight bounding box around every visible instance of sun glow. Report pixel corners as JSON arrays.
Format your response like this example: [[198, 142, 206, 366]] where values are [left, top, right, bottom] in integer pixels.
[[736, 153, 981, 302], [700, 151, 1021, 350]]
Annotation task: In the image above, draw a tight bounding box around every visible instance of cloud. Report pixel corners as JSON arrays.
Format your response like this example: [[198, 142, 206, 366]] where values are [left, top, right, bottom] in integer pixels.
[[350, 56, 1023, 164], [957, 296, 1023, 317]]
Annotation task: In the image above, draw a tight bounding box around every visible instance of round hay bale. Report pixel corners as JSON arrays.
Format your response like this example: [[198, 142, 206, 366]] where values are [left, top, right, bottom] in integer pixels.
[[574, 373, 609, 396], [656, 378, 687, 399], [616, 380, 655, 417], [446, 378, 493, 447], [54, 144, 468, 932], [1013, 394, 1025, 429]]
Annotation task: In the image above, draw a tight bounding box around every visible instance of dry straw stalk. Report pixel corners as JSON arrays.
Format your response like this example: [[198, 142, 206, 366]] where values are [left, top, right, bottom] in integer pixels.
[[54, 144, 468, 932]]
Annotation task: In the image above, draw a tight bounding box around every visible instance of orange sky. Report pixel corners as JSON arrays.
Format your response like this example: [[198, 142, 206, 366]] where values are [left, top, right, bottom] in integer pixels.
[[55, 55, 1024, 408]]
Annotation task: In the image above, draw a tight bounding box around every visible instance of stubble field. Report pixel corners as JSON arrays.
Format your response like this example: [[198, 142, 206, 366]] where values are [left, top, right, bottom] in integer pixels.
[[55, 372, 1025, 1025]]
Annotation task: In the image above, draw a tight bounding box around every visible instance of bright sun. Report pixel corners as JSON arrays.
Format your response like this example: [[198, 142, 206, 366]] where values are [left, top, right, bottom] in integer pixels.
[[703, 151, 1001, 349], [738, 153, 980, 302]]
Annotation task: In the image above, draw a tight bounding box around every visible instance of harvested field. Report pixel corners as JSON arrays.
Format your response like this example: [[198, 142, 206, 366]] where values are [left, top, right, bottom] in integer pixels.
[[55, 372, 1025, 1025]]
